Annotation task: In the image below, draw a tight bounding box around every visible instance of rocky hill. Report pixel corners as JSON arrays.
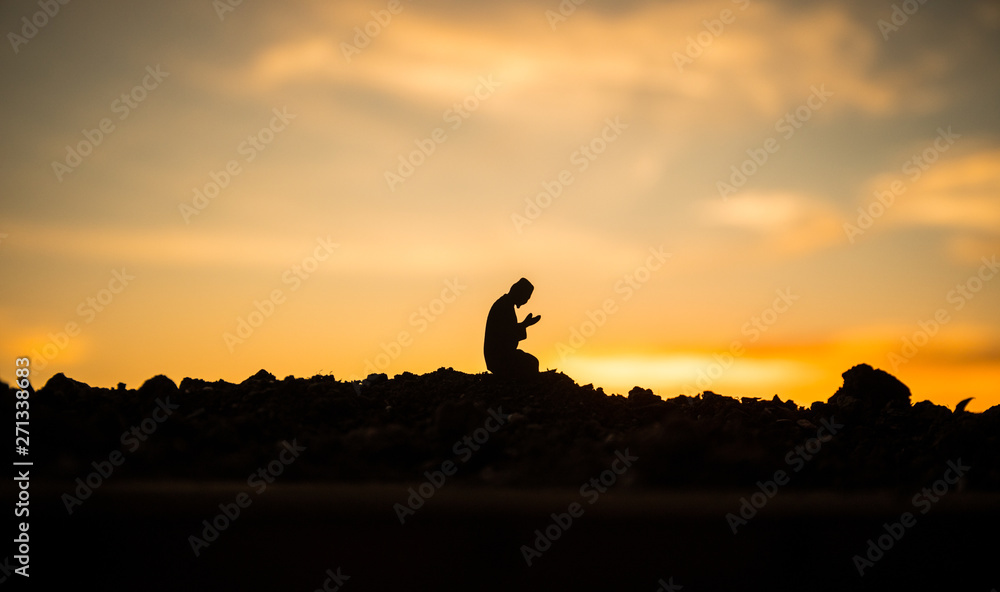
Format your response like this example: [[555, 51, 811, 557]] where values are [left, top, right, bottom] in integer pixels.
[[17, 363, 999, 490]]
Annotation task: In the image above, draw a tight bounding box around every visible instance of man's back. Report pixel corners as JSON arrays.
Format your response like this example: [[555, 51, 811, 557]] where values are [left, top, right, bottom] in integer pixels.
[[484, 294, 523, 371]]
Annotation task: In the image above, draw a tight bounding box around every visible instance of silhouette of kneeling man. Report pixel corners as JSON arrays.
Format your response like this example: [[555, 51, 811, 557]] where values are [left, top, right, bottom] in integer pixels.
[[484, 278, 540, 380]]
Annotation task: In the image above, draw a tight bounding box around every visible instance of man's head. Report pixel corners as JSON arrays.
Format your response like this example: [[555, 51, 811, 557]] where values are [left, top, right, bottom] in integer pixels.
[[509, 278, 534, 306]]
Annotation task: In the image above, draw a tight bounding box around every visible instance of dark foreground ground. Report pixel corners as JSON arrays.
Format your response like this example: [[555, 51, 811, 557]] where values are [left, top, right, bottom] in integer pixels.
[[5, 363, 1000, 590]]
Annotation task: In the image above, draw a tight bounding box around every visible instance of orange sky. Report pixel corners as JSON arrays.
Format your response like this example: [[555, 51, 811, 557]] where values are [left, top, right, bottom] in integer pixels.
[[2, 0, 998, 411]]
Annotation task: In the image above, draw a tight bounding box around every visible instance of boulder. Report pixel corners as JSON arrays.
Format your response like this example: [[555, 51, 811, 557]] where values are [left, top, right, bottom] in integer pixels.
[[828, 363, 910, 413]]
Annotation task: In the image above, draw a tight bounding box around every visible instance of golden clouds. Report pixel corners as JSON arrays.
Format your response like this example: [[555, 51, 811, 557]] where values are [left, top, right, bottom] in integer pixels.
[[849, 144, 1000, 249], [201, 0, 948, 129], [700, 191, 845, 256]]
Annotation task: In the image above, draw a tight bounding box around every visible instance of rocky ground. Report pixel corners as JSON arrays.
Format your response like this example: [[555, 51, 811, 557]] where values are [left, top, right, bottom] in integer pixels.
[[8, 363, 1000, 591], [16, 362, 1000, 490]]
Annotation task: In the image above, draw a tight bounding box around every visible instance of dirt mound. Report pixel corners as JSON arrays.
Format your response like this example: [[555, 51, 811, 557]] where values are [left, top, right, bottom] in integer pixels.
[[14, 365, 1000, 489]]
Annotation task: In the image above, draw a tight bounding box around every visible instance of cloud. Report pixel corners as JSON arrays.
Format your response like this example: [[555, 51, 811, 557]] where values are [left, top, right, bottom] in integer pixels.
[[182, 0, 951, 133], [3, 222, 330, 270], [1, 216, 651, 281], [853, 147, 1000, 250], [700, 191, 845, 255], [946, 234, 1000, 266], [892, 148, 1000, 231]]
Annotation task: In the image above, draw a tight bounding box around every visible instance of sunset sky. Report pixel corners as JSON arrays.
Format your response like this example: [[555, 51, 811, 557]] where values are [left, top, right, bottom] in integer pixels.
[[2, 0, 998, 411]]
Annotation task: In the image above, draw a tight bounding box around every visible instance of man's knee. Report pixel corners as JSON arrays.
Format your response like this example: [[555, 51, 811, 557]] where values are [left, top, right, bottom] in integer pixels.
[[515, 350, 539, 375]]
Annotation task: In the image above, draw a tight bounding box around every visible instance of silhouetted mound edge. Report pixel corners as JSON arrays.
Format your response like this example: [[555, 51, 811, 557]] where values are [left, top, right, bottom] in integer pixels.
[[9, 364, 998, 490]]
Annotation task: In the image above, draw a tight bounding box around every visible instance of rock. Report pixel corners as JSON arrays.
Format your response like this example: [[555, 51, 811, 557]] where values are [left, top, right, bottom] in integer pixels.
[[912, 400, 951, 422], [39, 372, 90, 399], [242, 369, 276, 384], [138, 374, 178, 397], [628, 386, 659, 405], [828, 363, 910, 413], [361, 373, 388, 390], [179, 377, 210, 393]]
